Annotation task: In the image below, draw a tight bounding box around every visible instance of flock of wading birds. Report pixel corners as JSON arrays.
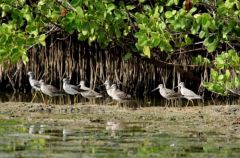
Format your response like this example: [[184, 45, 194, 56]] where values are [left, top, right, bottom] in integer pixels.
[[27, 71, 203, 106]]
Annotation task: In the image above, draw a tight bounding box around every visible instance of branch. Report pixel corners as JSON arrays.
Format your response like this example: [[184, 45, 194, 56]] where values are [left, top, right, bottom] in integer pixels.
[[56, 0, 76, 12], [122, 2, 137, 32]]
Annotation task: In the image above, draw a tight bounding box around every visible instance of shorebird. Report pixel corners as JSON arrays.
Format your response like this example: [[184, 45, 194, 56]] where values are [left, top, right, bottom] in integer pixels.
[[78, 81, 103, 99], [178, 82, 202, 106], [152, 84, 182, 106], [27, 71, 44, 103], [39, 79, 64, 104], [103, 80, 114, 98], [63, 78, 86, 104], [110, 84, 132, 102]]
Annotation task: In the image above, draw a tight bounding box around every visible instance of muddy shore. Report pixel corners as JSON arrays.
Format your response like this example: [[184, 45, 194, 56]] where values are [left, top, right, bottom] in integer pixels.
[[0, 102, 240, 138]]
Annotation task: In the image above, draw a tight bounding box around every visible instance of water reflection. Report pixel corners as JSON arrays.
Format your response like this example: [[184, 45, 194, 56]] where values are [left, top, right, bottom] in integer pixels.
[[0, 119, 240, 157], [62, 128, 73, 142], [0, 121, 240, 157], [106, 121, 124, 137], [28, 125, 35, 135], [28, 124, 47, 135], [39, 125, 46, 134]]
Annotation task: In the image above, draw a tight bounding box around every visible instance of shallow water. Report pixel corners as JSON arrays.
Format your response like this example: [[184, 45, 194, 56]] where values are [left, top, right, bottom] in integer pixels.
[[1, 92, 240, 157], [0, 118, 240, 158]]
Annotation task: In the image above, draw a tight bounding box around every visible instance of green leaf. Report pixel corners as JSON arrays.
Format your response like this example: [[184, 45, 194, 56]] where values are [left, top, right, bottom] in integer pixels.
[[151, 32, 160, 47], [126, 5, 135, 10], [184, 35, 192, 45], [215, 56, 225, 69], [166, 0, 174, 6], [188, 7, 197, 15], [204, 36, 219, 53], [165, 11, 176, 19], [152, 6, 159, 18], [22, 53, 29, 65], [225, 69, 231, 79], [39, 34, 46, 46], [143, 45, 151, 58], [159, 39, 173, 52], [66, 12, 76, 22], [107, 4, 115, 13], [71, 0, 82, 7], [76, 6, 84, 18], [194, 14, 202, 24], [218, 74, 225, 81], [199, 30, 206, 39], [82, 23, 89, 35], [207, 42, 218, 52], [210, 69, 218, 81], [191, 22, 200, 35], [174, 0, 179, 5]]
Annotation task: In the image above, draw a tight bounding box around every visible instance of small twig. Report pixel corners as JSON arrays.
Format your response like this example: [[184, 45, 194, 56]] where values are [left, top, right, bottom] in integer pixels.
[[56, 35, 70, 40], [173, 47, 206, 55], [226, 42, 235, 50], [37, 12, 62, 29]]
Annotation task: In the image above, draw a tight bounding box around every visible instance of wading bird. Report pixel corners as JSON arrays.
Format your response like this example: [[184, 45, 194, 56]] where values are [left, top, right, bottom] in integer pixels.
[[39, 79, 64, 105], [103, 80, 113, 98], [152, 84, 182, 106], [27, 71, 44, 103], [177, 82, 202, 106], [110, 84, 132, 102], [78, 81, 103, 99], [63, 78, 86, 104]]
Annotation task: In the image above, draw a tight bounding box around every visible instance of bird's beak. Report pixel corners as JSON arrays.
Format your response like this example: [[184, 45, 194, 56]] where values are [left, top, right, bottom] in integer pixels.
[[151, 87, 159, 92], [100, 83, 105, 87]]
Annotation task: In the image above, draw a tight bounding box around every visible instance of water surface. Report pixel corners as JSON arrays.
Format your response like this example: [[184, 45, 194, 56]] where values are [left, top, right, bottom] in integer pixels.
[[0, 92, 240, 157], [0, 118, 240, 158]]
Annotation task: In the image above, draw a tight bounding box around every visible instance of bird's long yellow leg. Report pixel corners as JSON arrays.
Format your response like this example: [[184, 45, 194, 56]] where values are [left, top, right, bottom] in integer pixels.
[[31, 91, 37, 103], [190, 100, 194, 106], [39, 92, 46, 105], [73, 95, 76, 105], [186, 100, 190, 106]]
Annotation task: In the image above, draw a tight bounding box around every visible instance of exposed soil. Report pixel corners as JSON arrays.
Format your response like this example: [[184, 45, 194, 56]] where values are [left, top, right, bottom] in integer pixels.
[[0, 102, 240, 138]]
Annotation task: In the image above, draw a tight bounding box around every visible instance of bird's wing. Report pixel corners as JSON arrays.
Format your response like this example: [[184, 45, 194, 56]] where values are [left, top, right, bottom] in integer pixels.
[[162, 88, 181, 98], [115, 90, 131, 99], [80, 86, 92, 91], [47, 85, 61, 93], [70, 85, 86, 92], [32, 80, 41, 89], [169, 92, 181, 97], [182, 87, 198, 97], [165, 88, 176, 94], [83, 90, 103, 98]]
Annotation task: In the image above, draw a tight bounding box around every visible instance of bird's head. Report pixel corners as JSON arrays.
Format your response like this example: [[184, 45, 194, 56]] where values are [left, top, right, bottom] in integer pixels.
[[39, 79, 45, 85], [178, 82, 185, 88], [79, 81, 85, 87], [27, 71, 34, 78], [63, 78, 70, 83]]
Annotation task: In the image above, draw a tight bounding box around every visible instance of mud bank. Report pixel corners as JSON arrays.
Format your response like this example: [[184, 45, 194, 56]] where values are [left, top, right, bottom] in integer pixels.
[[0, 102, 240, 138]]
